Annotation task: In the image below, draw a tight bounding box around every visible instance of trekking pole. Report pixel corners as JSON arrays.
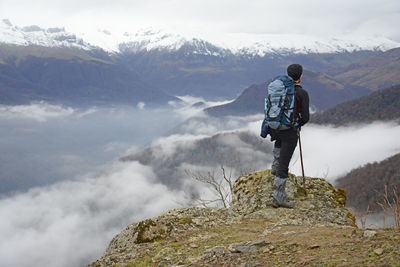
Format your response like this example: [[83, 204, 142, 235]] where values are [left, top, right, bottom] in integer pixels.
[[297, 128, 307, 196]]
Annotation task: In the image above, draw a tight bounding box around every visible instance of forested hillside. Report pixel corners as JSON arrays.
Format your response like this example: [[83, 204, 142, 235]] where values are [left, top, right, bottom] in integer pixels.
[[335, 153, 400, 212], [120, 131, 272, 188], [311, 84, 400, 125]]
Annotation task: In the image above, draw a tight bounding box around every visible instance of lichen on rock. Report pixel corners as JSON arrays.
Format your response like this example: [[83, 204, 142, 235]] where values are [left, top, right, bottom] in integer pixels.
[[89, 169, 356, 267], [230, 169, 355, 226]]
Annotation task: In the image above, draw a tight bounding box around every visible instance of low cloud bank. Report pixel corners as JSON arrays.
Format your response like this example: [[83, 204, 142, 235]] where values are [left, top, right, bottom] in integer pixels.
[[289, 122, 400, 181], [0, 102, 196, 193], [169, 95, 235, 120], [0, 161, 186, 267], [0, 101, 96, 122], [241, 121, 399, 181], [1, 99, 400, 267], [149, 113, 400, 185], [163, 113, 400, 183]]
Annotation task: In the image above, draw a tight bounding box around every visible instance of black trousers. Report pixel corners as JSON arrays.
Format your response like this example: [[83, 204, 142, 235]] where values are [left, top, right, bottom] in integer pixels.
[[270, 127, 298, 178]]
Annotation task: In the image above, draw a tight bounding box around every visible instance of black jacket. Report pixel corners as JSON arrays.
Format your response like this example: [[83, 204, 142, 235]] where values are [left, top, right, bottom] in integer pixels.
[[294, 85, 309, 127]]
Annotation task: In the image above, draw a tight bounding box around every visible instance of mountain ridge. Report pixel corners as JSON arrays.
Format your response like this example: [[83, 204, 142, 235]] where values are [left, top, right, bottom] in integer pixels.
[[1, 19, 399, 56], [204, 69, 370, 115], [311, 84, 400, 125], [0, 44, 178, 106], [1, 18, 399, 105], [332, 47, 400, 91]]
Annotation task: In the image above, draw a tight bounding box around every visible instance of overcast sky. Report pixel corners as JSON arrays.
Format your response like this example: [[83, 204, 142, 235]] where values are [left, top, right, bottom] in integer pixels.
[[0, 0, 399, 40]]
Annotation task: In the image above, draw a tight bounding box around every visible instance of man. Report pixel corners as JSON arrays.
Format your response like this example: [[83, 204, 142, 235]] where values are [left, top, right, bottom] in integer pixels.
[[270, 64, 309, 208]]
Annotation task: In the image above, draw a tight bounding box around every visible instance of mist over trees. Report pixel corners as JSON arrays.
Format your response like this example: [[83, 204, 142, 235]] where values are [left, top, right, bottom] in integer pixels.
[[121, 131, 273, 189]]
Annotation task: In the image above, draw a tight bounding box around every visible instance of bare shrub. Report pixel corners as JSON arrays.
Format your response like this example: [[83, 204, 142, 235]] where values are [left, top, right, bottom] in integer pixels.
[[354, 205, 370, 228], [185, 165, 235, 208], [377, 185, 400, 228], [184, 152, 257, 208]]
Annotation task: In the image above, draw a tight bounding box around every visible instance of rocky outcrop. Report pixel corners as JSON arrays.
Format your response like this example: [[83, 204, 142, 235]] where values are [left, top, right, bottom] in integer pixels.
[[89, 169, 356, 267], [230, 170, 354, 226]]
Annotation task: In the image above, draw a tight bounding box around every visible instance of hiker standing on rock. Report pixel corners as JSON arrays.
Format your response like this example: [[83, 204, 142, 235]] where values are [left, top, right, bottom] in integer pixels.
[[262, 64, 309, 208]]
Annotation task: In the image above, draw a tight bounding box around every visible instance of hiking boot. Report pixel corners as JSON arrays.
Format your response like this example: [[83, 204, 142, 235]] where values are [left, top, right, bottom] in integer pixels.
[[272, 198, 295, 209], [272, 176, 294, 208], [273, 176, 288, 202]]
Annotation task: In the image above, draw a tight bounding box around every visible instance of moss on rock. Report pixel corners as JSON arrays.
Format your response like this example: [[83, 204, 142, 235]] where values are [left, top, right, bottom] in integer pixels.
[[230, 169, 355, 226], [90, 169, 360, 267]]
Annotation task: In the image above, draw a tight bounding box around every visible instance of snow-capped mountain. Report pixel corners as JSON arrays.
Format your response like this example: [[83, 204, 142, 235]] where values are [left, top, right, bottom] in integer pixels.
[[0, 19, 96, 50], [1, 18, 400, 106], [1, 19, 399, 56], [78, 27, 231, 56], [76, 26, 400, 56]]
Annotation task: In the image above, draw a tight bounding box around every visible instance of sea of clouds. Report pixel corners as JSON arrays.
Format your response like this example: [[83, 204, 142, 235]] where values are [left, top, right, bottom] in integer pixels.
[[0, 99, 400, 266], [0, 161, 187, 266]]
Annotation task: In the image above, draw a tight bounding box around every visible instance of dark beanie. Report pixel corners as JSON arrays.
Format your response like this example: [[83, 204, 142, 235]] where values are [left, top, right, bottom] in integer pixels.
[[287, 64, 303, 81]]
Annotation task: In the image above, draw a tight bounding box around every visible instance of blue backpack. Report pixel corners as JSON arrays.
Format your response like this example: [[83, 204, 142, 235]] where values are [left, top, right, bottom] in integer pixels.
[[264, 75, 297, 130]]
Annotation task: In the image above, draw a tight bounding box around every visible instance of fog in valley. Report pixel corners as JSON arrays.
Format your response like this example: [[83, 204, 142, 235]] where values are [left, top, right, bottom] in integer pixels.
[[0, 98, 228, 194], [1, 100, 400, 267]]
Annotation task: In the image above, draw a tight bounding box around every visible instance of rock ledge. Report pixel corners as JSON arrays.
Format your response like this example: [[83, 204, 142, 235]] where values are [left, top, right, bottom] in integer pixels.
[[89, 169, 356, 266]]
